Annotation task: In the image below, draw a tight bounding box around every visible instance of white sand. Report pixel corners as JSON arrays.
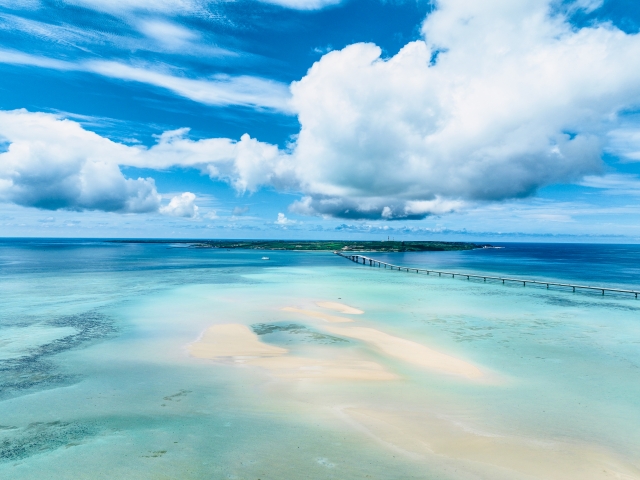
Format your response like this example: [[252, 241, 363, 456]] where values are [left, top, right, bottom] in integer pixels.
[[249, 355, 397, 381], [322, 326, 483, 379], [189, 323, 395, 381], [335, 406, 640, 480], [188, 324, 287, 358], [316, 301, 364, 315], [282, 307, 354, 323]]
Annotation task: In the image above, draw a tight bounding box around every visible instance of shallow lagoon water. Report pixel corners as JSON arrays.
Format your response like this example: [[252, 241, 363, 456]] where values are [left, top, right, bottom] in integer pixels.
[[0, 240, 639, 479]]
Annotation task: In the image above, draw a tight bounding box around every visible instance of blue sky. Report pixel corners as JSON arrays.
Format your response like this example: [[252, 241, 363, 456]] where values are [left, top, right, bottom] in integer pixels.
[[1, 0, 640, 241]]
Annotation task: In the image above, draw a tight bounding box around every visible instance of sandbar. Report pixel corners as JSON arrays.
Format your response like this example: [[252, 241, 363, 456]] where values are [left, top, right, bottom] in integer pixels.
[[316, 301, 364, 315], [188, 324, 287, 359], [322, 326, 483, 379], [249, 355, 397, 381], [282, 307, 354, 323], [336, 406, 640, 480], [189, 323, 395, 381]]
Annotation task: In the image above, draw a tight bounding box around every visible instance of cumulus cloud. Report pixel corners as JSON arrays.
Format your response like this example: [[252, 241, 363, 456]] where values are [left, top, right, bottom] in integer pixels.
[[160, 192, 199, 218], [0, 110, 161, 212], [0, 110, 296, 217], [0, 109, 291, 214], [283, 0, 640, 218], [0, 109, 275, 216], [131, 129, 291, 193], [275, 212, 297, 225], [290, 195, 465, 220]]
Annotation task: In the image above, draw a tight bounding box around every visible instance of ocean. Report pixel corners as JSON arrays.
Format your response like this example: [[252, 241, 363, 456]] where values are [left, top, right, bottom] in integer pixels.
[[0, 239, 639, 479]]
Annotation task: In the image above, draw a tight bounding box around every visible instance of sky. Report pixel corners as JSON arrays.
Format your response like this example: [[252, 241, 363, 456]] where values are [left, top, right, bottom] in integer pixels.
[[1, 0, 640, 241]]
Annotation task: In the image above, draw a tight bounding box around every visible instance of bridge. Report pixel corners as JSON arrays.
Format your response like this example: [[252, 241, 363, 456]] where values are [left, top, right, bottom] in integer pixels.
[[336, 252, 639, 299]]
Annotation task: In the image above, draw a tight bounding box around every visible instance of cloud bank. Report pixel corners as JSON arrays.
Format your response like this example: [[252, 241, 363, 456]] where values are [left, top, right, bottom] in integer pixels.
[[0, 110, 291, 213], [3, 0, 640, 220], [285, 0, 640, 218]]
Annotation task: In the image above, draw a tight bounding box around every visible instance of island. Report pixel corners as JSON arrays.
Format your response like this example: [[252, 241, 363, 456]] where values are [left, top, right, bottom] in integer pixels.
[[109, 239, 489, 252], [186, 240, 489, 252]]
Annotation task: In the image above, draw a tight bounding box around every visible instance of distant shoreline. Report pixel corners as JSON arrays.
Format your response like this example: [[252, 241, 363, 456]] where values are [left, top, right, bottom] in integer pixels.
[[107, 239, 490, 252]]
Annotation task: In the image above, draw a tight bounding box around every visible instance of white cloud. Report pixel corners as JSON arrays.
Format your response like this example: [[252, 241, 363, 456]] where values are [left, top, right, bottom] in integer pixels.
[[288, 195, 465, 220], [607, 128, 640, 161], [562, 0, 604, 15], [0, 109, 289, 213], [59, 0, 340, 14], [0, 13, 236, 58], [0, 48, 75, 70], [137, 19, 199, 50], [61, 0, 204, 15], [7, 0, 640, 223], [160, 192, 199, 218], [0, 110, 161, 213], [0, 0, 39, 9], [0, 49, 291, 112], [88, 61, 292, 112], [130, 129, 290, 193], [580, 174, 640, 195], [282, 0, 640, 218], [275, 212, 296, 225], [259, 0, 341, 10]]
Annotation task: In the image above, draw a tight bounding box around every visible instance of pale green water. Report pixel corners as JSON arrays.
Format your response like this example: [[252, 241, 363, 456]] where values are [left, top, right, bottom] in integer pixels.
[[1, 241, 639, 479]]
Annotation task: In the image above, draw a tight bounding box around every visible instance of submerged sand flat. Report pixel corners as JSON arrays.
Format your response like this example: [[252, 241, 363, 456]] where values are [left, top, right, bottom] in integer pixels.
[[185, 303, 636, 479], [315, 301, 364, 315], [336, 406, 640, 480], [188, 324, 287, 358], [249, 355, 397, 381], [189, 323, 395, 381], [282, 307, 354, 323], [323, 325, 483, 379]]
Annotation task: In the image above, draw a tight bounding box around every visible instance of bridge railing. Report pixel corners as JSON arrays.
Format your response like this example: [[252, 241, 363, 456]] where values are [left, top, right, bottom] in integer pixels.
[[335, 252, 639, 298]]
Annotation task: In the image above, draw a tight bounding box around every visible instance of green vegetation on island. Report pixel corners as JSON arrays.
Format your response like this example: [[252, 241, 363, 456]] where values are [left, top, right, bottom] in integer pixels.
[[189, 240, 489, 252]]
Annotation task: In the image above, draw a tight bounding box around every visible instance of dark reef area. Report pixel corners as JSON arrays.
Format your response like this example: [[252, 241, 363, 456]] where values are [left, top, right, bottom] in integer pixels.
[[0, 311, 117, 400]]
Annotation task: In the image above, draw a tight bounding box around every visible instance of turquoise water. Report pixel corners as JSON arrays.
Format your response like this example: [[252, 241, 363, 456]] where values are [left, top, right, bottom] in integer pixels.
[[0, 240, 639, 479]]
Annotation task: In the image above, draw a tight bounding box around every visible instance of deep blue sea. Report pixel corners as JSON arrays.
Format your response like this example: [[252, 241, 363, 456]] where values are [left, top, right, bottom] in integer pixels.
[[0, 239, 639, 479], [370, 242, 640, 291]]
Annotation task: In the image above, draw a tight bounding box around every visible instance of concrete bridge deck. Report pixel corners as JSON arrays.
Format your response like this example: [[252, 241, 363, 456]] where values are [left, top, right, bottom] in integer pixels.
[[336, 252, 639, 298]]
